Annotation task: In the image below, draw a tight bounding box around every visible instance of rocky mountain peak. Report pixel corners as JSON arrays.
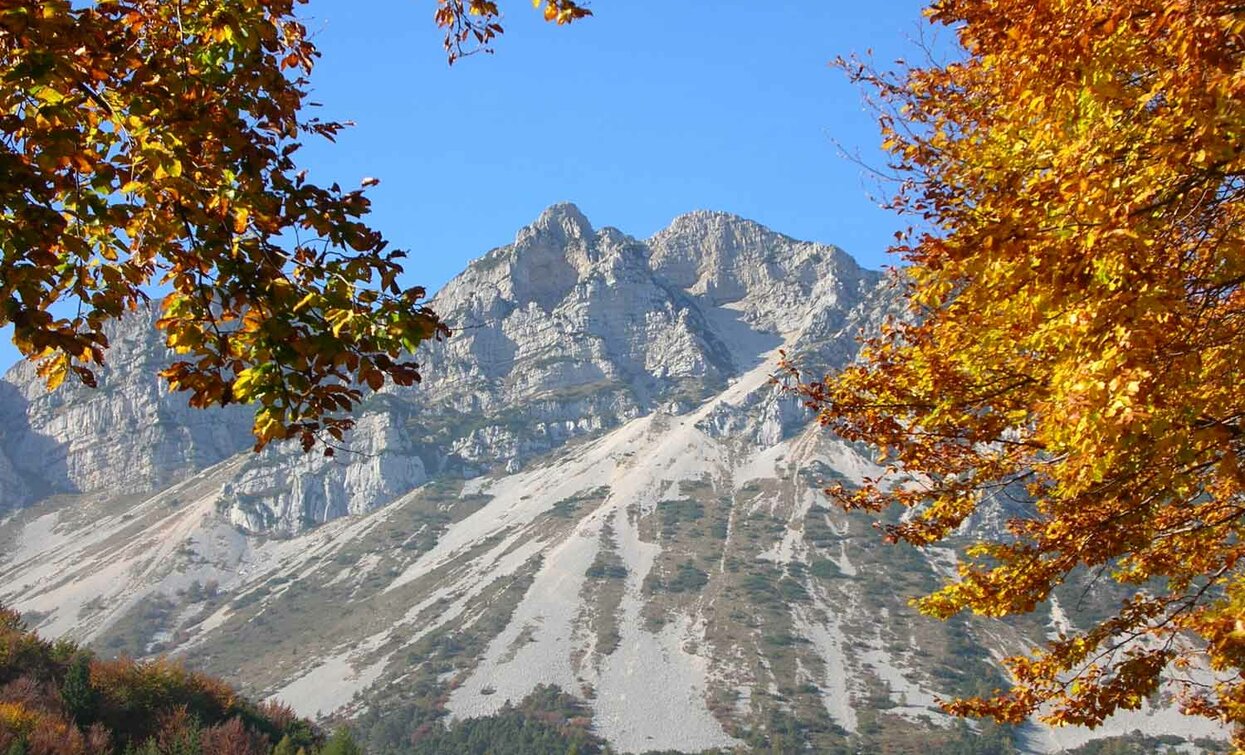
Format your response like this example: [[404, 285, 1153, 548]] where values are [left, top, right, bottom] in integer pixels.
[[0, 206, 885, 534], [506, 203, 599, 310], [526, 201, 594, 242]]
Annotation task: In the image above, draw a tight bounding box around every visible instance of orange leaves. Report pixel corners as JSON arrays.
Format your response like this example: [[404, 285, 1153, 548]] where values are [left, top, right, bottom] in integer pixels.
[[535, 0, 592, 25], [435, 0, 591, 63], [0, 702, 38, 737], [807, 0, 1245, 741]]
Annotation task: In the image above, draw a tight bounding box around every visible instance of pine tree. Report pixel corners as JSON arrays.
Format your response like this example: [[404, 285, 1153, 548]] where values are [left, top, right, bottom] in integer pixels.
[[60, 652, 96, 727]]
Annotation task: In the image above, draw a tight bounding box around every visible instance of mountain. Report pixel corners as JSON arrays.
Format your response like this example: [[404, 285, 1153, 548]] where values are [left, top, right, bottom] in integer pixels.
[[0, 205, 1227, 754]]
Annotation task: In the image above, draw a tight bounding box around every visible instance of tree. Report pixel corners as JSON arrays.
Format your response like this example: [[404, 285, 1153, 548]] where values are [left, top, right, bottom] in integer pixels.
[[270, 735, 301, 755], [59, 652, 96, 727], [795, 0, 1245, 745], [317, 728, 362, 755], [0, 0, 588, 452]]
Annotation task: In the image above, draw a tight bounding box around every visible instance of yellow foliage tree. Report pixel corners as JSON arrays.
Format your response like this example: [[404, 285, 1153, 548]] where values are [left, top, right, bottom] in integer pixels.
[[797, 0, 1245, 744], [0, 0, 587, 452]]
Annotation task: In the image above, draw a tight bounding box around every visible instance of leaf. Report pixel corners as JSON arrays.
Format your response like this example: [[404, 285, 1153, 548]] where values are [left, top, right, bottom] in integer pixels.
[[44, 359, 67, 391]]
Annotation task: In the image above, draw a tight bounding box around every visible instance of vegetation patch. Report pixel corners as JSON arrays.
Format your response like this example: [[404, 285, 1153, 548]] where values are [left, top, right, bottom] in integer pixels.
[[408, 684, 604, 754], [0, 605, 334, 754], [351, 562, 541, 754], [547, 486, 610, 519], [94, 594, 177, 659], [581, 516, 627, 657], [659, 498, 704, 534], [644, 560, 709, 595]]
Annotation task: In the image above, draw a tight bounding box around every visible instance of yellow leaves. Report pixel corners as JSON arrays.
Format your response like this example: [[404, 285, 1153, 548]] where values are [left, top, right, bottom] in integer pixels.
[[0, 0, 464, 454], [326, 308, 354, 338], [151, 157, 182, 181], [164, 326, 201, 354], [1087, 77, 1126, 102], [36, 352, 70, 391], [816, 0, 1245, 736], [210, 23, 235, 44], [0, 702, 37, 735], [28, 84, 66, 105], [253, 407, 287, 445], [531, 0, 589, 24], [232, 367, 258, 402], [239, 307, 266, 334], [292, 292, 318, 313]]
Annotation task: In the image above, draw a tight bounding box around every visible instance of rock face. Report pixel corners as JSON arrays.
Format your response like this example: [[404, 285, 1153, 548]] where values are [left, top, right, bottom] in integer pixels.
[[0, 203, 880, 533], [0, 309, 254, 510], [406, 203, 881, 478], [222, 411, 428, 533], [0, 206, 1223, 754]]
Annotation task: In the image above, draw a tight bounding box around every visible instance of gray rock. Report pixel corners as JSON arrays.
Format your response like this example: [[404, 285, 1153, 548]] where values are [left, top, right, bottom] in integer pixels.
[[0, 203, 885, 534], [0, 309, 253, 506]]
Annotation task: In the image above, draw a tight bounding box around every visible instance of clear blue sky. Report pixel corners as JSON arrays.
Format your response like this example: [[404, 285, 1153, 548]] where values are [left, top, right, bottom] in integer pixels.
[[1, 0, 934, 373]]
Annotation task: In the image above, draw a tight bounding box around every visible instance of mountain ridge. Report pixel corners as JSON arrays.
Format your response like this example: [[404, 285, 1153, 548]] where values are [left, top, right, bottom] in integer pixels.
[[0, 205, 1226, 754]]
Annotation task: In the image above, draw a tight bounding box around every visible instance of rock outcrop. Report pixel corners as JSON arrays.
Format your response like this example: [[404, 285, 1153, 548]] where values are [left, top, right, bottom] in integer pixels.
[[0, 309, 253, 509]]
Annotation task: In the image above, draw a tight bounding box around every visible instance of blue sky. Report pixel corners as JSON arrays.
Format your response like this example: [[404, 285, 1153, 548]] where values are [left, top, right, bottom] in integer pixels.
[[297, 0, 931, 279], [1, 0, 935, 373]]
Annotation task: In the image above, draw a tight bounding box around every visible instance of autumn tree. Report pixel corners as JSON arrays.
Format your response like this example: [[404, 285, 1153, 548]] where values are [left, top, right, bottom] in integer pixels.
[[795, 0, 1245, 745], [0, 0, 587, 452]]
